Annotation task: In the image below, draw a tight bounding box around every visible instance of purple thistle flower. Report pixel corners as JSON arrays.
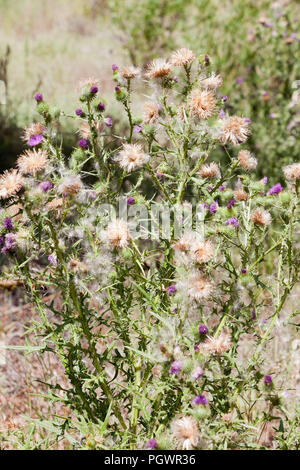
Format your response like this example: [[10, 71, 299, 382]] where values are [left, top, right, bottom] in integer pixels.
[[191, 367, 203, 380], [227, 199, 235, 210], [261, 176, 268, 185], [48, 254, 57, 267], [209, 203, 218, 214], [218, 108, 226, 119], [39, 181, 53, 192], [241, 268, 247, 274], [244, 117, 251, 124], [34, 93, 43, 102], [97, 102, 106, 112], [90, 86, 98, 94], [251, 308, 256, 320], [146, 439, 157, 450], [126, 197, 135, 205], [167, 285, 177, 295], [115, 86, 121, 93], [133, 124, 142, 133], [204, 54, 210, 64], [267, 183, 282, 195], [198, 324, 208, 335], [112, 64, 119, 72], [193, 395, 207, 405], [219, 185, 225, 191], [104, 117, 113, 127], [269, 113, 274, 119], [2, 233, 15, 253], [172, 307, 178, 313], [236, 77, 243, 84], [78, 139, 88, 149], [28, 134, 43, 146], [75, 108, 83, 116], [222, 95, 228, 102], [194, 344, 200, 352], [264, 375, 272, 385], [89, 191, 97, 201], [172, 75, 178, 83], [169, 360, 181, 375], [225, 217, 239, 227], [3, 217, 13, 230]]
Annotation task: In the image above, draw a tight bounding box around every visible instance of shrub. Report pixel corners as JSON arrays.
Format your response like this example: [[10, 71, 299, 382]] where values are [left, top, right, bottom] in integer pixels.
[[0, 49, 299, 449]]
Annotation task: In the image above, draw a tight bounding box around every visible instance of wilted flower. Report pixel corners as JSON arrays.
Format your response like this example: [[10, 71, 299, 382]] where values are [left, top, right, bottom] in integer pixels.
[[115, 143, 150, 172], [202, 332, 232, 354], [191, 240, 214, 263], [120, 66, 140, 79], [171, 416, 199, 450], [142, 102, 159, 125], [219, 116, 250, 145], [17, 149, 48, 175], [178, 271, 213, 302], [283, 162, 300, 180], [58, 175, 82, 196], [251, 208, 272, 226], [234, 188, 249, 201], [106, 218, 130, 248], [198, 162, 220, 179], [170, 48, 195, 66], [145, 59, 171, 79], [0, 170, 23, 199], [238, 150, 257, 171], [189, 89, 216, 120], [200, 73, 223, 89]]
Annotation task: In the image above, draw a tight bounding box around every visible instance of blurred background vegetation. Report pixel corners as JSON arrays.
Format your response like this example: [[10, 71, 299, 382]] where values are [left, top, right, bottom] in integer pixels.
[[0, 0, 299, 179]]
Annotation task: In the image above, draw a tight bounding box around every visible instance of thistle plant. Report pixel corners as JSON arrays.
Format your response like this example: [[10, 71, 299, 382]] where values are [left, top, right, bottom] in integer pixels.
[[0, 48, 299, 450]]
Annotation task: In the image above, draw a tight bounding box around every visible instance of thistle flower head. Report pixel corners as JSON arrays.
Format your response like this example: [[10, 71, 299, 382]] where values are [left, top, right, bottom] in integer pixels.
[[0, 170, 23, 199], [115, 143, 150, 172], [22, 122, 45, 143], [170, 48, 195, 66], [145, 59, 172, 79], [106, 218, 130, 248], [179, 271, 213, 302], [238, 150, 257, 171], [283, 162, 300, 180], [202, 332, 232, 355], [198, 162, 220, 179], [120, 66, 140, 79], [78, 77, 99, 90], [17, 149, 48, 175], [58, 175, 83, 196], [251, 208, 272, 226], [191, 367, 203, 380], [233, 188, 249, 201], [219, 116, 250, 145], [267, 183, 282, 195], [172, 231, 197, 253], [142, 102, 159, 125], [171, 416, 199, 450], [200, 73, 223, 90], [189, 89, 216, 120], [190, 240, 214, 264]]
